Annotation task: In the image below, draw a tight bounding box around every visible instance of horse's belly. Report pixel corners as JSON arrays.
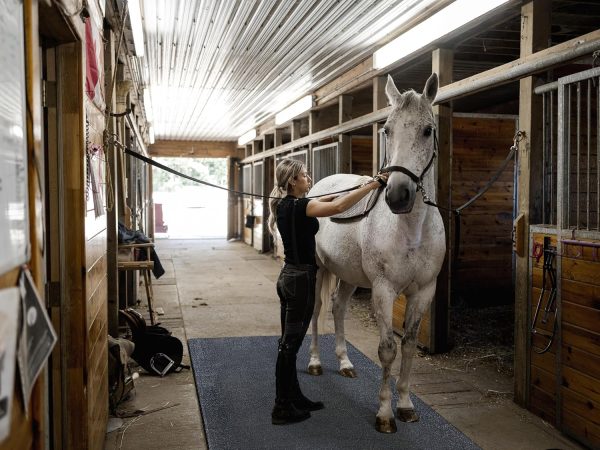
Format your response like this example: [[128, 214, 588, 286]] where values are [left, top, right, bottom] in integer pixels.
[[316, 220, 371, 288]]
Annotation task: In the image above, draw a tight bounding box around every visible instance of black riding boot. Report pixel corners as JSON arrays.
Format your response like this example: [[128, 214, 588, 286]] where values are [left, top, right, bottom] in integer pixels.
[[272, 343, 310, 425], [292, 370, 324, 411]]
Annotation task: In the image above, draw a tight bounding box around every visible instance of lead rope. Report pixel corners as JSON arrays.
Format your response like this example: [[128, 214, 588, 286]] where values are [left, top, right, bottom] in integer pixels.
[[119, 144, 379, 200], [417, 131, 524, 281]]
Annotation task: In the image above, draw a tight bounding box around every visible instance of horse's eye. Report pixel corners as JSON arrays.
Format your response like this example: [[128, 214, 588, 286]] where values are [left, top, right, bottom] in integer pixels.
[[424, 126, 433, 137], [382, 126, 389, 136]]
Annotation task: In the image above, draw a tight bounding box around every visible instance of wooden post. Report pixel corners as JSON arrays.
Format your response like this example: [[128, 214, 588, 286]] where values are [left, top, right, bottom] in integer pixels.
[[339, 94, 353, 124], [291, 119, 301, 141], [57, 40, 87, 450], [514, 0, 551, 407], [104, 27, 119, 337], [431, 48, 454, 353], [372, 76, 387, 175], [339, 94, 353, 173], [274, 128, 284, 147]]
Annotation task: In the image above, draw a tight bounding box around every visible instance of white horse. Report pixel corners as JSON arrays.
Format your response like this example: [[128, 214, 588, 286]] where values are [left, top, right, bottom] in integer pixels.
[[307, 73, 446, 433]]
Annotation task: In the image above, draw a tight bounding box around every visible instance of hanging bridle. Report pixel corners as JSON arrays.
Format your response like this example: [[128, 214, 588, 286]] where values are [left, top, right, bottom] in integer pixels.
[[377, 129, 439, 204]]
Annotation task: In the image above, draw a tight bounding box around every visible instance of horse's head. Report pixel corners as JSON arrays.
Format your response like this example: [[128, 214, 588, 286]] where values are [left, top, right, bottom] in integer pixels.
[[382, 73, 438, 214]]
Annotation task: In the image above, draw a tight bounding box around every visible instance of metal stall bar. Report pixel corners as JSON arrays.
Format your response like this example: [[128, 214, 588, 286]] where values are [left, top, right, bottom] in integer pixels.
[[587, 78, 591, 230], [534, 81, 559, 225]]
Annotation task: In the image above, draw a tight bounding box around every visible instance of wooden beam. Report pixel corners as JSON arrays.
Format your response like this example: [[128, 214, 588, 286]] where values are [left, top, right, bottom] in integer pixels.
[[514, 0, 551, 408], [431, 48, 453, 354], [436, 27, 600, 105], [148, 140, 242, 158]]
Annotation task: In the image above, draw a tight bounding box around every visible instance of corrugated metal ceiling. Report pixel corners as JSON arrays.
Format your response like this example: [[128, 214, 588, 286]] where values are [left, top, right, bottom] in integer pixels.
[[140, 0, 440, 141]]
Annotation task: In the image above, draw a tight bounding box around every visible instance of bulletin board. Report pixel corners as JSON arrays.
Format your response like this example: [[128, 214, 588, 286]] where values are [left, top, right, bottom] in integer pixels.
[[0, 0, 30, 275]]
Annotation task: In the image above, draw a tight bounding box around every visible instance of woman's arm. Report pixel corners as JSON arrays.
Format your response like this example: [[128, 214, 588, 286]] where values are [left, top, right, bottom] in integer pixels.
[[306, 175, 387, 218]]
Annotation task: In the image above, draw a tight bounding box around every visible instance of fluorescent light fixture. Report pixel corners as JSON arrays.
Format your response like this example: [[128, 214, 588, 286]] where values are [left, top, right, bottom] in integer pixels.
[[238, 129, 256, 146], [275, 95, 313, 125], [148, 125, 155, 145], [373, 0, 510, 70], [128, 0, 145, 57], [143, 88, 154, 123]]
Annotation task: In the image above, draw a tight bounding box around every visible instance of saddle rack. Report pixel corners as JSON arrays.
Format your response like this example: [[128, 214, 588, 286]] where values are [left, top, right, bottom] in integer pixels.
[[530, 237, 558, 354]]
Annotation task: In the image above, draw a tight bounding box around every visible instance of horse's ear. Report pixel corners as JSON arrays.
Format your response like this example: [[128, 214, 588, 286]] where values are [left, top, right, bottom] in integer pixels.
[[385, 75, 401, 106], [423, 73, 438, 104]]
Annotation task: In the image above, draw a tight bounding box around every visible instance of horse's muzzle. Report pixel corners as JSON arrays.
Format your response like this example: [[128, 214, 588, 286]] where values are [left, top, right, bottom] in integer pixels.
[[385, 177, 416, 214]]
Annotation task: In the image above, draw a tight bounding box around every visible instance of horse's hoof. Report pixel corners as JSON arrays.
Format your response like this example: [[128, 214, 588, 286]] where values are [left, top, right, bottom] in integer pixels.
[[339, 368, 357, 378], [396, 408, 419, 423], [307, 365, 323, 376], [375, 416, 397, 433]]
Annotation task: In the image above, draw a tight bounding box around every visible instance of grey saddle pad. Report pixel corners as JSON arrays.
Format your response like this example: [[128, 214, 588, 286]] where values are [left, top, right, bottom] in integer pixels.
[[330, 188, 382, 221]]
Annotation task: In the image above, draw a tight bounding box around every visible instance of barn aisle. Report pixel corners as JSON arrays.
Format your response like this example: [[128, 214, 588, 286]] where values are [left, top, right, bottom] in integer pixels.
[[105, 239, 583, 450]]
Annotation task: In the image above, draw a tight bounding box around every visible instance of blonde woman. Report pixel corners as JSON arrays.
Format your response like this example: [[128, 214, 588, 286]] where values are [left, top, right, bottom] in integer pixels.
[[268, 158, 387, 425]]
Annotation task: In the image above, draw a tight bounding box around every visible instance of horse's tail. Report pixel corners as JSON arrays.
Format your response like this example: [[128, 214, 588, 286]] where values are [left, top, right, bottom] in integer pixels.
[[317, 268, 338, 332]]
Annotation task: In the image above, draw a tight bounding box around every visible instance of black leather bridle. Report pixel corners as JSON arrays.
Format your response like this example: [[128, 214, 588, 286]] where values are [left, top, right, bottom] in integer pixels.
[[377, 129, 439, 204]]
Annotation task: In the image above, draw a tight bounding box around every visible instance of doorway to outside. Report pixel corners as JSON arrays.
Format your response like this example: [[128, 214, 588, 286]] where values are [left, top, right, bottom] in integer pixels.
[[153, 158, 227, 239]]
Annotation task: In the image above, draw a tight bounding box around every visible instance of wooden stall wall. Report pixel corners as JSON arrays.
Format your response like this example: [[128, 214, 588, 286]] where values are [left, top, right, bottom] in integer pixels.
[[452, 115, 517, 304], [84, 100, 109, 449], [560, 238, 600, 447], [529, 232, 559, 424], [351, 135, 372, 176], [529, 233, 600, 448]]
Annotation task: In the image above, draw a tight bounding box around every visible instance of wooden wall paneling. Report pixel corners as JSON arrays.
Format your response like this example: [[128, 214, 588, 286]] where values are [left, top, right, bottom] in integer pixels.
[[431, 48, 453, 353], [515, 0, 551, 407], [452, 116, 516, 295], [350, 136, 372, 176]]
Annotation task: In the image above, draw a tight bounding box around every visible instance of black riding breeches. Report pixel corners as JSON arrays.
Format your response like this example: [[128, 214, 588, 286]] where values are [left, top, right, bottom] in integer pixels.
[[276, 264, 317, 351]]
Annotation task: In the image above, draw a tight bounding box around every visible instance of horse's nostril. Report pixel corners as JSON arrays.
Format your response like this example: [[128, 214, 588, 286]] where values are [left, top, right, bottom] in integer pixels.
[[400, 188, 410, 202]]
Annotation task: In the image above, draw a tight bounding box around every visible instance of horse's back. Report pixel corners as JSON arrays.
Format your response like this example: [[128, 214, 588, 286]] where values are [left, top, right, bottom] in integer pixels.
[[309, 174, 368, 198]]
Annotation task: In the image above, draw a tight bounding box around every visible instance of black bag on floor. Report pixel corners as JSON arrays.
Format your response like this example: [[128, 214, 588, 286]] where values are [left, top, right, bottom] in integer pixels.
[[120, 309, 190, 376]]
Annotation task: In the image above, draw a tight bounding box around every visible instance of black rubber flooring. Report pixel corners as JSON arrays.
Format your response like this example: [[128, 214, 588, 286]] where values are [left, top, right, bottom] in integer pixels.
[[188, 334, 480, 450]]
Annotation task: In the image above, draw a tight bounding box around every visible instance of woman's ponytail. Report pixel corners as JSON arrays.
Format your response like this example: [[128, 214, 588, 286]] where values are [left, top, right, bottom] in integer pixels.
[[267, 158, 304, 237], [268, 186, 285, 236]]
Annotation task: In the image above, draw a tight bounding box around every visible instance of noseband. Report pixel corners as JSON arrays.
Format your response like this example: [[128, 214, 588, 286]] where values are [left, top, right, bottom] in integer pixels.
[[378, 130, 438, 203]]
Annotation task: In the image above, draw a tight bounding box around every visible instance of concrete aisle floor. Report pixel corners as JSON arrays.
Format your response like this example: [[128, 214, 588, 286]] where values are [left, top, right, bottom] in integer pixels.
[[105, 239, 584, 450]]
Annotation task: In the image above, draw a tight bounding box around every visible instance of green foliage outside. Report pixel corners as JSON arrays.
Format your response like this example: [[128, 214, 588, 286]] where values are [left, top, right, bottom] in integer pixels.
[[153, 157, 227, 192]]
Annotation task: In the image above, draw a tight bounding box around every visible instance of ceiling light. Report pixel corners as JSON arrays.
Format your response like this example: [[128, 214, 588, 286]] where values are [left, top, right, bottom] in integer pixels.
[[238, 129, 256, 146], [275, 95, 313, 125], [128, 0, 145, 57], [373, 0, 510, 70]]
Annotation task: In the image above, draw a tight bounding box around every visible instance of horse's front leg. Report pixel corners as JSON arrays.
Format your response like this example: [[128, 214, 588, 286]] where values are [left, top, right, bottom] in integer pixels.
[[396, 281, 436, 423], [333, 280, 357, 377], [372, 281, 398, 433], [308, 269, 324, 375]]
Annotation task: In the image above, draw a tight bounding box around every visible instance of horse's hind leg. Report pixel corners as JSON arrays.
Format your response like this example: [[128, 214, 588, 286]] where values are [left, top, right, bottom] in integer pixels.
[[333, 280, 357, 377], [308, 268, 325, 375], [395, 281, 436, 423]]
